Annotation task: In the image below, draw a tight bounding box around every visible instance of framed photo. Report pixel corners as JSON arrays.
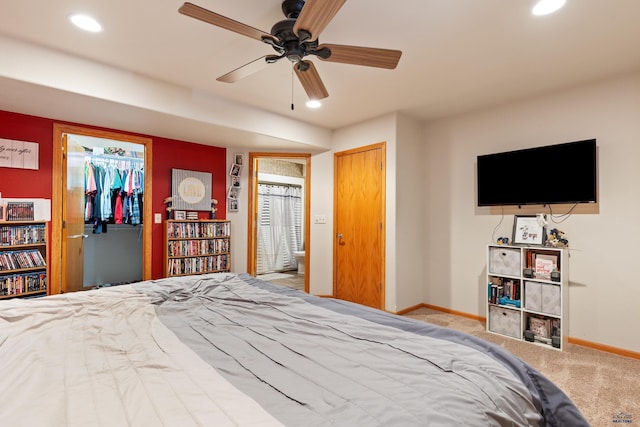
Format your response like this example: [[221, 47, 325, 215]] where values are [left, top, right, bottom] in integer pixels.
[[228, 198, 239, 212], [227, 186, 240, 200], [231, 176, 241, 188], [173, 210, 186, 220], [529, 317, 550, 339], [234, 153, 244, 166], [229, 163, 241, 177], [512, 215, 545, 245]]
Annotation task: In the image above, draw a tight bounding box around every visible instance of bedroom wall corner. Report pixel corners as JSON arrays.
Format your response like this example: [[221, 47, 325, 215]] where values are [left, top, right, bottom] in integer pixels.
[[394, 114, 427, 311], [422, 71, 640, 353]]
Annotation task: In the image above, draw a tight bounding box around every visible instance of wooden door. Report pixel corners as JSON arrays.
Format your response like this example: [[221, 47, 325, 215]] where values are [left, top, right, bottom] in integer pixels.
[[62, 135, 87, 293], [334, 143, 385, 309]]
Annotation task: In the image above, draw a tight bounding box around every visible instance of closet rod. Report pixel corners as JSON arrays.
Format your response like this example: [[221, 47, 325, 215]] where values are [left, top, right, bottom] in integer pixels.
[[87, 153, 144, 162]]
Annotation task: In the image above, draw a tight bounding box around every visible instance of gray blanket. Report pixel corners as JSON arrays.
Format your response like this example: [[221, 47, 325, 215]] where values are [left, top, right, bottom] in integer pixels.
[[135, 273, 589, 426]]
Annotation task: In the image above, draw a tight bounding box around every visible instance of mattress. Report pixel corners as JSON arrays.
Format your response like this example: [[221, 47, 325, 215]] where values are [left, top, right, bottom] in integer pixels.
[[0, 272, 589, 426]]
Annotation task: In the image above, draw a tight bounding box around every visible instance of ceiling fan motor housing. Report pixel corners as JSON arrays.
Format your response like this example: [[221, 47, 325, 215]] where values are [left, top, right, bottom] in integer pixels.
[[270, 18, 318, 63], [281, 0, 305, 19]]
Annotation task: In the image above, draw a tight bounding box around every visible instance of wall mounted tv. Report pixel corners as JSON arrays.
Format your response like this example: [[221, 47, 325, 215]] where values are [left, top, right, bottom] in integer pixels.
[[477, 139, 597, 206]]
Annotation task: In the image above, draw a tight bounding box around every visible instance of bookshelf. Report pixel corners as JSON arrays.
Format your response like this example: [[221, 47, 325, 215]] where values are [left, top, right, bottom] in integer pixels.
[[164, 219, 231, 277], [0, 221, 48, 299], [486, 244, 568, 350]]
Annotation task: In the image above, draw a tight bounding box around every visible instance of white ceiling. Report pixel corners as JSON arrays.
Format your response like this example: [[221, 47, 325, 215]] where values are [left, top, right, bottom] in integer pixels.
[[1, 0, 640, 149]]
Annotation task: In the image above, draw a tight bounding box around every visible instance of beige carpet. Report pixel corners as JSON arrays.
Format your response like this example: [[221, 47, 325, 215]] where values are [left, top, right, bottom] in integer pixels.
[[403, 308, 639, 427]]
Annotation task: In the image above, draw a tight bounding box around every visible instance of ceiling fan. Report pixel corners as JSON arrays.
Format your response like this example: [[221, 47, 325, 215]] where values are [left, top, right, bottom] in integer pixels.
[[178, 0, 402, 100]]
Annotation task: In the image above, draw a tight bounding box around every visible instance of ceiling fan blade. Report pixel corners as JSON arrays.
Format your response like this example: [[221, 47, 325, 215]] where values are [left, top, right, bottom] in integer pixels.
[[293, 0, 346, 42], [217, 56, 272, 83], [179, 2, 277, 43], [294, 61, 329, 100], [317, 44, 402, 69]]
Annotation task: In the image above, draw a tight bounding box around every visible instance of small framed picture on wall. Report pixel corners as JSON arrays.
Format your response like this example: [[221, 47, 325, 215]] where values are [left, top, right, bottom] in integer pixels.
[[229, 163, 241, 177]]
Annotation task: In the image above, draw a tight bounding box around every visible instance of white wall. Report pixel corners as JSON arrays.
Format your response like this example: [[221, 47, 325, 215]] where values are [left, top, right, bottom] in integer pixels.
[[226, 149, 249, 274], [423, 72, 640, 352], [395, 115, 426, 310], [311, 114, 398, 302], [228, 71, 640, 353]]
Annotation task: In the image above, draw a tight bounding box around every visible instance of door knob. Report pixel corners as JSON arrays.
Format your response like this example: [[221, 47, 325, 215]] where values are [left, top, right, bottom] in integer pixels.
[[336, 233, 344, 239]]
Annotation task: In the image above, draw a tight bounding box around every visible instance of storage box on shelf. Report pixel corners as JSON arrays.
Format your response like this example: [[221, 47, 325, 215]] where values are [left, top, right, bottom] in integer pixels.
[[0, 221, 48, 299], [486, 244, 568, 350], [164, 219, 231, 277]]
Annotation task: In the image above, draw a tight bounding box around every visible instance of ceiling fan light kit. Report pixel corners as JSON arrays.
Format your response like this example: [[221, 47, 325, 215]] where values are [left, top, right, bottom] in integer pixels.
[[179, 0, 402, 102]]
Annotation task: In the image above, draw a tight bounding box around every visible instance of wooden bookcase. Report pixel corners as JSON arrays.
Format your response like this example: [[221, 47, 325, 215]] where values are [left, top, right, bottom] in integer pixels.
[[164, 219, 231, 277], [0, 221, 48, 299], [486, 244, 569, 350]]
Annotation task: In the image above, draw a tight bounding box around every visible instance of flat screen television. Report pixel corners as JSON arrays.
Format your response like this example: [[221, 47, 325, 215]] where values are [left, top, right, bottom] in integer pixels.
[[477, 139, 597, 206]]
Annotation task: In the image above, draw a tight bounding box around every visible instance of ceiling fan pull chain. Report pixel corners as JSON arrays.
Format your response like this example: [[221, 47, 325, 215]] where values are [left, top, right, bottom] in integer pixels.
[[291, 66, 295, 111]]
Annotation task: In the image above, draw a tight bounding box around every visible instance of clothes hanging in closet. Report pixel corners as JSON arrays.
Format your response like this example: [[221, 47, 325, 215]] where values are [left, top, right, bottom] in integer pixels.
[[84, 157, 144, 232]]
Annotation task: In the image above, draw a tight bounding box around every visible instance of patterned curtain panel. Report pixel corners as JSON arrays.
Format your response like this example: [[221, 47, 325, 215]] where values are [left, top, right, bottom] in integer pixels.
[[257, 184, 303, 274]]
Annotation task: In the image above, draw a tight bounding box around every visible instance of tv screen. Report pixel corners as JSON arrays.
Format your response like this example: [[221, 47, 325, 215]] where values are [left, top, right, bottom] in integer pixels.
[[477, 139, 597, 206]]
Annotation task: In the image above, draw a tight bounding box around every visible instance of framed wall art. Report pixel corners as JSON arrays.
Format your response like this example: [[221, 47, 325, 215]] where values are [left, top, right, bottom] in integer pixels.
[[512, 215, 546, 246], [171, 169, 212, 211]]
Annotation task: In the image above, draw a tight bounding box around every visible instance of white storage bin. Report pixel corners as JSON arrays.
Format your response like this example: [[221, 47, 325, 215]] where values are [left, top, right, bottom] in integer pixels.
[[489, 306, 521, 339], [525, 281, 561, 316], [541, 283, 561, 316], [488, 247, 521, 277]]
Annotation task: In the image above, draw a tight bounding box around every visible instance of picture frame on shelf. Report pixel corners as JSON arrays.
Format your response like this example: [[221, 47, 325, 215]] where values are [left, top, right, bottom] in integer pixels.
[[512, 215, 545, 246], [529, 316, 550, 339], [173, 210, 186, 220]]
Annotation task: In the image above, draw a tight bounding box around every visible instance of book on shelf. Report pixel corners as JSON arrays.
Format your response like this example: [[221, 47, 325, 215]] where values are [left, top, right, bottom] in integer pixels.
[[534, 254, 557, 280]]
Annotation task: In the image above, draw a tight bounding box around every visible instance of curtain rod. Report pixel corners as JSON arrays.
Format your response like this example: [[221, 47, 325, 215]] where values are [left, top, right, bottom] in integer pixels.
[[258, 181, 302, 188]]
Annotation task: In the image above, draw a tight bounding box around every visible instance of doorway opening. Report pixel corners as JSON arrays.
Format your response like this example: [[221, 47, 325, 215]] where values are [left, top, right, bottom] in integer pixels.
[[51, 124, 152, 294], [247, 153, 310, 293]]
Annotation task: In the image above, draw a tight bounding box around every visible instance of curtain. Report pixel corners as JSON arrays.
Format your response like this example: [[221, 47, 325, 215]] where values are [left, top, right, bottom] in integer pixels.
[[257, 184, 303, 274]]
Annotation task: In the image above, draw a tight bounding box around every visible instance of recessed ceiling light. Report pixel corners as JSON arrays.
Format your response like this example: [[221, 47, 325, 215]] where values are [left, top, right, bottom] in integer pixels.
[[532, 0, 566, 16], [69, 14, 103, 32], [306, 100, 322, 109]]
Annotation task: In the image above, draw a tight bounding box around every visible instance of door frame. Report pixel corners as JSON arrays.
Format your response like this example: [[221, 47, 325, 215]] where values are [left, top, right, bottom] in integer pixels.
[[333, 142, 386, 309], [51, 123, 153, 294], [247, 152, 311, 293]]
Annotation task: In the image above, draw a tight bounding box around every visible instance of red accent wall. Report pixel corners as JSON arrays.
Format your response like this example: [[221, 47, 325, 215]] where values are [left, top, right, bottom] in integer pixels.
[[0, 109, 227, 279], [0, 111, 53, 199]]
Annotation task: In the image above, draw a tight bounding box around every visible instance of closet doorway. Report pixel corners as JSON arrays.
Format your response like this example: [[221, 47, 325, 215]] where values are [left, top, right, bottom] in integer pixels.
[[247, 153, 310, 293], [51, 124, 152, 294]]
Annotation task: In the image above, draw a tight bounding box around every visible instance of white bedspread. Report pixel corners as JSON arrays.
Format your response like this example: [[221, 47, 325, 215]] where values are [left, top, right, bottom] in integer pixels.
[[0, 285, 283, 427]]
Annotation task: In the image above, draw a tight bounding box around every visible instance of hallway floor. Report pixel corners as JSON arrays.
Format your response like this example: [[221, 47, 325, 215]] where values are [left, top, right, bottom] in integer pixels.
[[258, 272, 305, 292]]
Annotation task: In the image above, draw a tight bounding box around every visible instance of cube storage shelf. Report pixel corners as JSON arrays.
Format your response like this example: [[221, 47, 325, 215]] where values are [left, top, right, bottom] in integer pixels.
[[0, 221, 48, 299], [486, 244, 568, 350], [164, 219, 231, 277]]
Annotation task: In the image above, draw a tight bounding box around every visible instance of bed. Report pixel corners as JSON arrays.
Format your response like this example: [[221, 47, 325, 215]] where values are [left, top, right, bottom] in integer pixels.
[[0, 272, 588, 426]]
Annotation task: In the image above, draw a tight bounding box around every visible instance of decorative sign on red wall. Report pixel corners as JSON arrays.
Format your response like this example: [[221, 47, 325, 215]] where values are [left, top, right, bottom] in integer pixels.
[[0, 139, 39, 170]]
